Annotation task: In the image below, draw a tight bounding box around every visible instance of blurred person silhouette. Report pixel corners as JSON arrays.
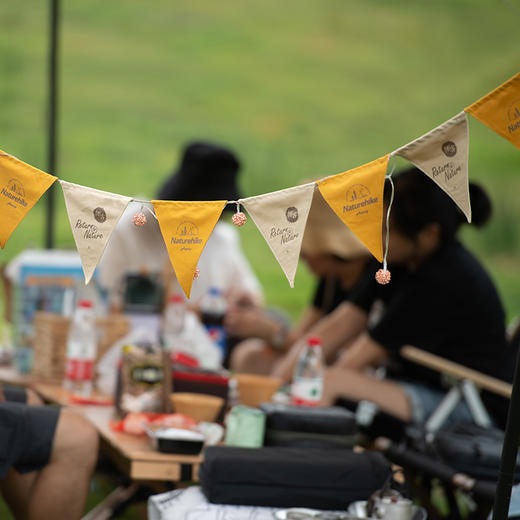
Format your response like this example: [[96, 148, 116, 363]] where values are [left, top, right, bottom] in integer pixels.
[[99, 141, 262, 312], [273, 167, 514, 428], [228, 188, 371, 374]]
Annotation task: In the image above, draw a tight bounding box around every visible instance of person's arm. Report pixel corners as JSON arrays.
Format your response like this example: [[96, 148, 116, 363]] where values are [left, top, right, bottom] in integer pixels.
[[225, 303, 324, 350], [334, 332, 388, 371], [271, 301, 368, 383]]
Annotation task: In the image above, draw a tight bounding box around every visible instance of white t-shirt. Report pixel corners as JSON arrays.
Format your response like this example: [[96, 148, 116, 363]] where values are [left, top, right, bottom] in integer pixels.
[[98, 201, 262, 304]]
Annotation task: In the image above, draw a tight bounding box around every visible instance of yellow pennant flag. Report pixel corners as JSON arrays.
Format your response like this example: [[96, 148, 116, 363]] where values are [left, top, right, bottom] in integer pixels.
[[152, 200, 227, 298], [465, 72, 520, 150], [0, 151, 57, 248], [318, 155, 389, 262]]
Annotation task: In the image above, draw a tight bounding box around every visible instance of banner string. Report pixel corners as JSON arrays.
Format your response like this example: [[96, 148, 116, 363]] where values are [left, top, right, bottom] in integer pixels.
[[375, 161, 396, 284], [383, 173, 395, 272]]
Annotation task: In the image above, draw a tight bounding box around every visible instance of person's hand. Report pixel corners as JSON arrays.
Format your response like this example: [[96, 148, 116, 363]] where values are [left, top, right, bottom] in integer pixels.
[[226, 289, 261, 312], [225, 306, 278, 340]]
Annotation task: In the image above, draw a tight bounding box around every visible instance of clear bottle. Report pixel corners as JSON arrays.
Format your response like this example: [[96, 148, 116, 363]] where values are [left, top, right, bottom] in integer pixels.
[[162, 294, 186, 351], [200, 287, 227, 361], [290, 335, 323, 407], [63, 299, 97, 396]]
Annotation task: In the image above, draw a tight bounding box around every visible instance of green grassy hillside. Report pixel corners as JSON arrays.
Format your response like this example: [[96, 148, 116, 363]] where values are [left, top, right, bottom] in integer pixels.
[[0, 2, 519, 517], [1, 1, 519, 320]]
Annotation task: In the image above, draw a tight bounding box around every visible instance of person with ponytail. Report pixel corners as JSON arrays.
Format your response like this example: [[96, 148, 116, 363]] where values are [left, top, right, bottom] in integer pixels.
[[274, 167, 514, 427]]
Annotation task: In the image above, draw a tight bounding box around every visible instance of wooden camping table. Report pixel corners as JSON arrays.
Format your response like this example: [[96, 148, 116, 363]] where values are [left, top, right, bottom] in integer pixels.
[[0, 366, 202, 519]]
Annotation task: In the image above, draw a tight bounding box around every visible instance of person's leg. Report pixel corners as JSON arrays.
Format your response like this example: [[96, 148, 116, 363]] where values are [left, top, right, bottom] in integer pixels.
[[321, 367, 412, 421], [230, 338, 283, 375], [26, 408, 98, 519], [25, 388, 43, 406], [0, 468, 36, 518]]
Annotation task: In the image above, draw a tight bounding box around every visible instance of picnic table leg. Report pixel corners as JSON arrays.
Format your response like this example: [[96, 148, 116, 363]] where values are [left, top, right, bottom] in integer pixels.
[[81, 482, 140, 520]]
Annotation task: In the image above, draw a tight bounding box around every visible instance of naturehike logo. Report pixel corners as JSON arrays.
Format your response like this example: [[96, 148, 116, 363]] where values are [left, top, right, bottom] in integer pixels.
[[442, 141, 457, 157], [270, 207, 300, 245], [270, 226, 299, 245], [507, 99, 520, 134], [93, 207, 106, 223], [432, 162, 461, 183], [75, 219, 103, 240], [285, 206, 299, 223], [1, 178, 27, 207], [343, 184, 377, 217], [171, 221, 202, 249]]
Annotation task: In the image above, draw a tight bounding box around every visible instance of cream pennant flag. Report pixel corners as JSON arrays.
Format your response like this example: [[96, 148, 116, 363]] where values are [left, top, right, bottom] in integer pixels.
[[0, 151, 57, 248], [465, 72, 520, 150], [240, 182, 315, 288], [60, 181, 132, 284], [318, 155, 388, 262], [393, 111, 471, 222], [152, 200, 227, 298]]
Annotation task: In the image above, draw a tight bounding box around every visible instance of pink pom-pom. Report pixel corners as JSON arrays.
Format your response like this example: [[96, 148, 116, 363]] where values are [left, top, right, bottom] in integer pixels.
[[375, 268, 391, 285], [132, 212, 147, 227], [193, 267, 200, 280], [232, 211, 247, 226]]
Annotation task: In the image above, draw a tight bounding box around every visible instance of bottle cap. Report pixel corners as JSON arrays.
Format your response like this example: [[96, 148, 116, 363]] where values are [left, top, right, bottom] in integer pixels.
[[78, 299, 93, 308], [169, 294, 184, 303], [307, 336, 321, 347], [209, 287, 221, 296]]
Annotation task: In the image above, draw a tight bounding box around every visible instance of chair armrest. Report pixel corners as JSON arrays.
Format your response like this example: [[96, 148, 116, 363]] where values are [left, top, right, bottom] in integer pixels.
[[400, 345, 512, 398]]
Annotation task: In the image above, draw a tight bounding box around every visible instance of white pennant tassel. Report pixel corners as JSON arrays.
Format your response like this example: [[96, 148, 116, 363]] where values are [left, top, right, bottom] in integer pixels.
[[375, 164, 395, 285]]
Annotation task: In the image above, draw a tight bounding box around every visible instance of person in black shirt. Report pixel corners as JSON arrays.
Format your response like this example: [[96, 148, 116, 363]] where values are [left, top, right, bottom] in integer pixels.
[[273, 168, 513, 427], [228, 188, 370, 374]]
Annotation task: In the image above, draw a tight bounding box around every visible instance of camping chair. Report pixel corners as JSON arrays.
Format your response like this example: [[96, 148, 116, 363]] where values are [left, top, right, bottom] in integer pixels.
[[400, 345, 512, 432], [373, 330, 519, 520]]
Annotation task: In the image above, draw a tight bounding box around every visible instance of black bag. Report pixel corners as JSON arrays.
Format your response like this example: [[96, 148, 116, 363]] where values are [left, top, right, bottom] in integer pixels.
[[259, 403, 357, 449], [199, 445, 391, 509], [426, 423, 520, 481]]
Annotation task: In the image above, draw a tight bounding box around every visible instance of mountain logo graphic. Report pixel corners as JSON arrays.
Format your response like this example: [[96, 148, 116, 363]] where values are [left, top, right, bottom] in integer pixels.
[[175, 222, 199, 236]]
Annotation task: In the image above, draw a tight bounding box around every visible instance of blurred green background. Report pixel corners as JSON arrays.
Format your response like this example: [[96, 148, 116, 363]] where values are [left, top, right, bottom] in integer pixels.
[[1, 0, 519, 319], [0, 1, 518, 516]]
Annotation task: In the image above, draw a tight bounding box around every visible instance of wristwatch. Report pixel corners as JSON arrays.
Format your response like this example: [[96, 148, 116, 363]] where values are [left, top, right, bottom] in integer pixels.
[[270, 324, 288, 351]]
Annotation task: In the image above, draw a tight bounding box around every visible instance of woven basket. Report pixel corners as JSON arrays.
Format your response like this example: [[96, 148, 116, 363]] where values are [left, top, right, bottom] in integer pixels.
[[32, 311, 130, 382]]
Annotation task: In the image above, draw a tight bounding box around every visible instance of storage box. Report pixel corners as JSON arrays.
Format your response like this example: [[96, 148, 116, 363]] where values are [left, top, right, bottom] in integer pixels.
[[4, 249, 97, 348]]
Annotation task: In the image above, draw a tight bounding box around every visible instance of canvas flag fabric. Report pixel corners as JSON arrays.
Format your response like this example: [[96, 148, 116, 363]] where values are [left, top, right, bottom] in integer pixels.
[[240, 182, 315, 288], [318, 155, 388, 262], [465, 72, 520, 150], [0, 151, 57, 248], [60, 181, 132, 284], [152, 200, 227, 298], [393, 111, 471, 222]]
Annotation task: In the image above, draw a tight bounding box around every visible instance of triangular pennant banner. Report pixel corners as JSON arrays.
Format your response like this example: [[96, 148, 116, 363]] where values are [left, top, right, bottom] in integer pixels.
[[152, 200, 227, 298], [393, 111, 471, 222], [318, 155, 388, 262], [60, 181, 132, 284], [0, 151, 57, 248], [465, 72, 520, 150], [240, 182, 315, 288]]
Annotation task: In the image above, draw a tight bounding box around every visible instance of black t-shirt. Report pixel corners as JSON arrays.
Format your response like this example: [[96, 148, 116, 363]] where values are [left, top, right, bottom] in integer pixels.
[[312, 276, 351, 315], [312, 260, 375, 316], [349, 240, 513, 425]]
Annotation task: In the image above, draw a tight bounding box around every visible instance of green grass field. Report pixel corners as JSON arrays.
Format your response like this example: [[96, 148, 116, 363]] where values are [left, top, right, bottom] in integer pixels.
[[1, 1, 519, 320], [0, 1, 519, 517]]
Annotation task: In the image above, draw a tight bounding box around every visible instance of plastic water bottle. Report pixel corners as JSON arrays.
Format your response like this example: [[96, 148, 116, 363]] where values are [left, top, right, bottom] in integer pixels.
[[64, 299, 97, 396], [290, 336, 323, 407], [200, 287, 227, 360], [162, 294, 186, 351]]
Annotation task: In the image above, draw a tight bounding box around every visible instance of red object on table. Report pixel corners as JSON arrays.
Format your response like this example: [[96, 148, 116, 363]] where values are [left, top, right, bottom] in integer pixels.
[[172, 351, 200, 368], [69, 394, 114, 406]]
